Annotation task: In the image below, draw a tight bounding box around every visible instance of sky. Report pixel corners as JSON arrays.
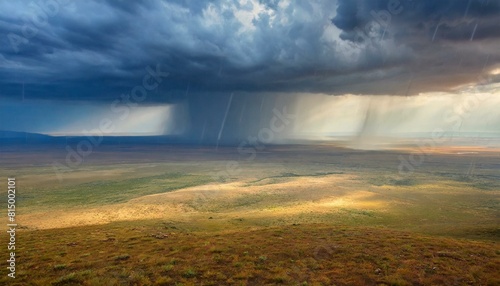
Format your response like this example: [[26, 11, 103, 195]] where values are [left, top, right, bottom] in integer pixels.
[[0, 0, 499, 143]]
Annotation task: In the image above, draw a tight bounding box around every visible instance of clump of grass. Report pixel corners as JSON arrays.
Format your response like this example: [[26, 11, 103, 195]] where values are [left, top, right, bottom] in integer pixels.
[[114, 254, 130, 261], [272, 275, 290, 283], [209, 246, 224, 253], [51, 272, 81, 285], [128, 271, 150, 285], [162, 264, 174, 272], [77, 270, 93, 277], [182, 268, 197, 278], [53, 264, 67, 271], [212, 254, 224, 263], [155, 277, 173, 285], [385, 274, 410, 286]]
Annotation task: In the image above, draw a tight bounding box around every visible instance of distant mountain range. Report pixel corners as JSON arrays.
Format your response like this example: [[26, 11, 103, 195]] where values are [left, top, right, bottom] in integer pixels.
[[0, 130, 186, 146], [0, 130, 55, 141]]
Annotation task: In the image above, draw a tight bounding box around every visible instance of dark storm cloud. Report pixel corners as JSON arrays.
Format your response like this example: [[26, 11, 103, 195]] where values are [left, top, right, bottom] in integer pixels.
[[333, 0, 500, 37], [331, 0, 500, 92], [0, 0, 499, 101]]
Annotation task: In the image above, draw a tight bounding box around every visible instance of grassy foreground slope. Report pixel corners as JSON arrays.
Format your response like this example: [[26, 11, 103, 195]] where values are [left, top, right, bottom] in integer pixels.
[[3, 222, 499, 286]]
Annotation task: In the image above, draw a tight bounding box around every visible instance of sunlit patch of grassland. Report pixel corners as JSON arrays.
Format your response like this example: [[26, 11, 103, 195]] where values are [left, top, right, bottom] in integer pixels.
[[13, 168, 499, 241]]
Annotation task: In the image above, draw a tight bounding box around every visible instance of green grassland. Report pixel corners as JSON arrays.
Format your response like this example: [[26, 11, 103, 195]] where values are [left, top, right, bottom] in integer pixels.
[[19, 172, 212, 210], [0, 145, 498, 285]]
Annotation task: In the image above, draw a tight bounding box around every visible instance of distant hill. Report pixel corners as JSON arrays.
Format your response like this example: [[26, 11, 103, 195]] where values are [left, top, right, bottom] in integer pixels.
[[0, 130, 186, 146], [0, 130, 47, 138], [0, 130, 58, 143]]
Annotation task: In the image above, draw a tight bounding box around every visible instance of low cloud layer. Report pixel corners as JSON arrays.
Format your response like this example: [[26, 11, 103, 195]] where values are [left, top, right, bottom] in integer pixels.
[[0, 0, 499, 102]]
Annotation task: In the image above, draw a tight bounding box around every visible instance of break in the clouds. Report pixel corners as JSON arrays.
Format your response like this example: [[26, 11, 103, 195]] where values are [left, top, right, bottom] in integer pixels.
[[0, 0, 499, 101]]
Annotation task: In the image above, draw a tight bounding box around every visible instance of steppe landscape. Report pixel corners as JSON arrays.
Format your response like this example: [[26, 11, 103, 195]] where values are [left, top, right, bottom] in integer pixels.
[[1, 144, 498, 285]]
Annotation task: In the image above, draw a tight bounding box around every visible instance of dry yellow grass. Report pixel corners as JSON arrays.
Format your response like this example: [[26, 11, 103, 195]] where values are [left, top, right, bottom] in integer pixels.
[[3, 223, 499, 285]]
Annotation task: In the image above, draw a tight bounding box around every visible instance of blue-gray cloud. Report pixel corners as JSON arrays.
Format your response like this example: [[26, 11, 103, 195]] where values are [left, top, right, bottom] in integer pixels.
[[0, 0, 499, 102]]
